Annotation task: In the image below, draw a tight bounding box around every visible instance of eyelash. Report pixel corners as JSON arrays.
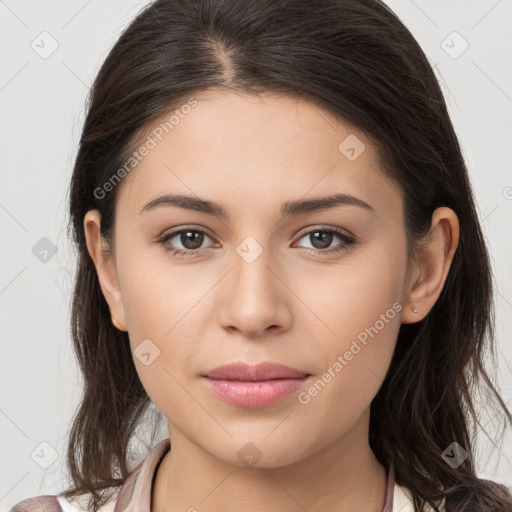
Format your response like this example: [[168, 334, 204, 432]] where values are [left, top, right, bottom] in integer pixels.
[[157, 226, 356, 257]]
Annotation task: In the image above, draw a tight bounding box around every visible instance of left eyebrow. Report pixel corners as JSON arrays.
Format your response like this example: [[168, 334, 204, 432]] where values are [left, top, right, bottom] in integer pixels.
[[280, 193, 374, 216], [140, 193, 374, 218]]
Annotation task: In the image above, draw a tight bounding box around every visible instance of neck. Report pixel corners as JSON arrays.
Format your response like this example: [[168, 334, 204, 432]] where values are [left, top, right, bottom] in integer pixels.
[[152, 409, 387, 512]]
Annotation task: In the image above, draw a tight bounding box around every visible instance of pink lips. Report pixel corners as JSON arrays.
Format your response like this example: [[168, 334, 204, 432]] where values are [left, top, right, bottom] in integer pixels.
[[202, 362, 311, 408]]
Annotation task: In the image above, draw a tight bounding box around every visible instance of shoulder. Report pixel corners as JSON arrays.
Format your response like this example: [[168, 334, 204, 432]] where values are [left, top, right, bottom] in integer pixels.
[[479, 478, 512, 498], [9, 495, 63, 512], [393, 478, 512, 511], [9, 493, 118, 512], [8, 439, 170, 512]]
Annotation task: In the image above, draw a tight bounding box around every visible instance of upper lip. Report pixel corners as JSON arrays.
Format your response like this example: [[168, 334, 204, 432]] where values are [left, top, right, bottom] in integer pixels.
[[203, 362, 310, 381]]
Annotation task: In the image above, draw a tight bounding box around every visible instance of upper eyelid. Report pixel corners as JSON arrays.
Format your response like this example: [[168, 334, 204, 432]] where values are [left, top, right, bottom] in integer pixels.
[[296, 225, 354, 239], [162, 226, 216, 241]]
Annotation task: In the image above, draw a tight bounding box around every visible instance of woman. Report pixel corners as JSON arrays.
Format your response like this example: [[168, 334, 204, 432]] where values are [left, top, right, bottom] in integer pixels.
[[10, 0, 512, 510]]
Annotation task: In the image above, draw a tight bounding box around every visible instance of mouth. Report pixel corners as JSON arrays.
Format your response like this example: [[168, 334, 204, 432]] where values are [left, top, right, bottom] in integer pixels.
[[201, 362, 312, 408]]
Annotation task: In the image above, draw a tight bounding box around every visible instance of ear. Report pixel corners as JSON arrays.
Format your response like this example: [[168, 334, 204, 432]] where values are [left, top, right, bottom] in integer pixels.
[[401, 207, 460, 324], [83, 209, 127, 331]]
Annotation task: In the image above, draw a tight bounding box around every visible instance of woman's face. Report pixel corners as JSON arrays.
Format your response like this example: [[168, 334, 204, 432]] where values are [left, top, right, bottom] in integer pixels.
[[92, 90, 412, 467]]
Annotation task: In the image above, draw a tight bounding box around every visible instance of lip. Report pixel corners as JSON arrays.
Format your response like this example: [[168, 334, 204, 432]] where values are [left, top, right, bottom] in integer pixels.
[[203, 362, 310, 381], [201, 362, 312, 408]]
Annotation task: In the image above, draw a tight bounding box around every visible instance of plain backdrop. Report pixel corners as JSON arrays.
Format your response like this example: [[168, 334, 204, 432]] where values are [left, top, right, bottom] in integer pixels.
[[1, 1, 511, 509]]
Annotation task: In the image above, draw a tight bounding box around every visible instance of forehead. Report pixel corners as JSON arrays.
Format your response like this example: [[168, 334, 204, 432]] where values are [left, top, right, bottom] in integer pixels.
[[115, 90, 403, 221]]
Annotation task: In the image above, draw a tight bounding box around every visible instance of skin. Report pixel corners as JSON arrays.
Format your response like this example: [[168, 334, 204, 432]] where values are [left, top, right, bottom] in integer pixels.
[[84, 90, 459, 512]]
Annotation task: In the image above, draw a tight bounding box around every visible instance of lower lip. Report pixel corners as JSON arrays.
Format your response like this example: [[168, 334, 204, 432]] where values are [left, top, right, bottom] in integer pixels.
[[202, 376, 311, 408]]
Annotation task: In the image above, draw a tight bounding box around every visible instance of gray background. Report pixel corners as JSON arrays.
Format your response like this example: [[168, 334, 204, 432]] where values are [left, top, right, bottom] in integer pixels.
[[1, 1, 511, 509]]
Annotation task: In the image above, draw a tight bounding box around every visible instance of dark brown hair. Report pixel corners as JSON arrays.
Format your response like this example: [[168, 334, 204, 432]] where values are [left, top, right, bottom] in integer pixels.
[[62, 0, 512, 510]]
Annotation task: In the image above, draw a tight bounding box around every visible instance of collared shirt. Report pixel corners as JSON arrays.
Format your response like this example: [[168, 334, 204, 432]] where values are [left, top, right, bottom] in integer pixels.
[[9, 439, 445, 512]]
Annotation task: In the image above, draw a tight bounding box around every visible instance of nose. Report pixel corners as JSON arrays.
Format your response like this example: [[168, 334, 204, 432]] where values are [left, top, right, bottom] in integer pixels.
[[216, 242, 292, 339]]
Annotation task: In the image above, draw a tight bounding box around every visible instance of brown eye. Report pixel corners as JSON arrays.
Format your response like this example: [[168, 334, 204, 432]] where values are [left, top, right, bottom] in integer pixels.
[[158, 228, 215, 255], [177, 230, 204, 250], [307, 231, 334, 250], [295, 227, 356, 254]]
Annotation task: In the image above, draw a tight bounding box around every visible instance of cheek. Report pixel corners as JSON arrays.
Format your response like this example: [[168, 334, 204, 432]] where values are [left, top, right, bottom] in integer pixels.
[[122, 280, 202, 424], [115, 245, 217, 417], [294, 236, 406, 346], [117, 237, 208, 340], [290, 295, 401, 463], [293, 240, 405, 411]]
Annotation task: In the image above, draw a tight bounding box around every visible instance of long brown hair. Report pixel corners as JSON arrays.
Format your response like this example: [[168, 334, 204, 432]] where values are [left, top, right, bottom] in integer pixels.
[[63, 0, 512, 510]]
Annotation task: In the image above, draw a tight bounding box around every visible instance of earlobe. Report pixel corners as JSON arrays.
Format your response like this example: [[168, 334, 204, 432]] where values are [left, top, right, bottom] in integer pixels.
[[83, 210, 128, 331], [401, 207, 459, 324]]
